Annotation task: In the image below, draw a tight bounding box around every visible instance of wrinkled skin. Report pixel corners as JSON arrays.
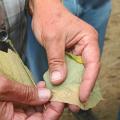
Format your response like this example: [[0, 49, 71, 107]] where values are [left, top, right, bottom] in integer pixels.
[[0, 76, 64, 120], [0, 0, 100, 119], [0, 101, 64, 120], [30, 0, 100, 112]]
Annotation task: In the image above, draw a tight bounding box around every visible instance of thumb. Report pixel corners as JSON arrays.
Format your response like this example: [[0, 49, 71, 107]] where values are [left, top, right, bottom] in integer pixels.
[[45, 37, 67, 85], [0, 76, 51, 105]]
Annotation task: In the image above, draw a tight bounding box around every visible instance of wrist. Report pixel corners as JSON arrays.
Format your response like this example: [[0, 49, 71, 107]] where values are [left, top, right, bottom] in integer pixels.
[[29, 0, 62, 16]]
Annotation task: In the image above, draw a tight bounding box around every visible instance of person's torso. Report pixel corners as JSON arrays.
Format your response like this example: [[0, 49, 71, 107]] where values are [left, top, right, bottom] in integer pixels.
[[0, 0, 27, 56]]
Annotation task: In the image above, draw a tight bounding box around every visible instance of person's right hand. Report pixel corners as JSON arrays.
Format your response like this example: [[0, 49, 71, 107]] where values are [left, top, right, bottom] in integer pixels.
[[0, 76, 64, 120], [30, 0, 100, 112]]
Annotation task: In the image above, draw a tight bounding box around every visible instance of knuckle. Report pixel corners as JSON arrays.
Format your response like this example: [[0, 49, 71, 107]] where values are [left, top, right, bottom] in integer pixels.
[[48, 57, 65, 68], [93, 30, 98, 39], [90, 27, 98, 39], [44, 31, 59, 41], [23, 86, 32, 103], [86, 25, 99, 41], [23, 86, 38, 105], [42, 26, 63, 42], [91, 27, 98, 36]]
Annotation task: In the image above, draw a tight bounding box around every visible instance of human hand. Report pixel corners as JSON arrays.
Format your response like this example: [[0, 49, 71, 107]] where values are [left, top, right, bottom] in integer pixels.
[[0, 76, 64, 120], [30, 0, 100, 111]]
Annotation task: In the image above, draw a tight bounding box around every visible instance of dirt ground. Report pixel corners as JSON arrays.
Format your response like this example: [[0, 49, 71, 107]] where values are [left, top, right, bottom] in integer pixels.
[[61, 0, 120, 120]]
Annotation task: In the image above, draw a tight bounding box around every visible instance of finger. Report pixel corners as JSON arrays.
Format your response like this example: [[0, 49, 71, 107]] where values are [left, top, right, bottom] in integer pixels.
[[13, 110, 27, 120], [72, 42, 85, 56], [0, 76, 51, 105], [0, 102, 13, 120], [45, 36, 67, 85], [80, 36, 100, 102], [37, 81, 46, 88], [43, 101, 64, 120], [68, 104, 80, 112], [27, 113, 42, 120]]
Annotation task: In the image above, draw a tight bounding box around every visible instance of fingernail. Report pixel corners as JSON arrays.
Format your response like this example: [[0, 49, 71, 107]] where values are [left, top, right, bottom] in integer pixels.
[[51, 71, 62, 82], [38, 89, 51, 100]]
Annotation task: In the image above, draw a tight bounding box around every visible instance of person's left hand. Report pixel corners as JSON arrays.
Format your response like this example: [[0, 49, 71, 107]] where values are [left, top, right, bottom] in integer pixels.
[[26, 81, 65, 120]]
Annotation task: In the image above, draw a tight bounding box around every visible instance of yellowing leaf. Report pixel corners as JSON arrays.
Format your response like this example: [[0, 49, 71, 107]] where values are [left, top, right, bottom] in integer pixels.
[[0, 40, 102, 110], [44, 54, 102, 110], [66, 52, 84, 64], [0, 49, 35, 86]]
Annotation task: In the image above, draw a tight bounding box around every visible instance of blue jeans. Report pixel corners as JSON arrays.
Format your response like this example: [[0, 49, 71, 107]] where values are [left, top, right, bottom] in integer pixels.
[[25, 0, 111, 83]]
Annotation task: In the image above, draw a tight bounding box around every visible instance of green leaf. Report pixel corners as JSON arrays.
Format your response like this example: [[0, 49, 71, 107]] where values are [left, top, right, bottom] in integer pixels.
[[44, 54, 102, 110]]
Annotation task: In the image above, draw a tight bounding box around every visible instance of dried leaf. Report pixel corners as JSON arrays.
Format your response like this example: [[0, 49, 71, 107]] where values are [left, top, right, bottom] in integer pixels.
[[44, 54, 102, 110], [0, 42, 102, 110], [0, 49, 35, 86]]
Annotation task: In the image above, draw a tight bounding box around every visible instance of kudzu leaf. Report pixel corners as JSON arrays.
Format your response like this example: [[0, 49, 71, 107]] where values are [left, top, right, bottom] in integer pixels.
[[44, 54, 102, 110], [66, 52, 84, 64], [0, 49, 35, 86], [0, 43, 102, 110]]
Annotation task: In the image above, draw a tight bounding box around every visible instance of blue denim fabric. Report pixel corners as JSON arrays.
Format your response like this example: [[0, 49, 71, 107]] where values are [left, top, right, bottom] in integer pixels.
[[25, 17, 48, 83], [25, 0, 111, 83]]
